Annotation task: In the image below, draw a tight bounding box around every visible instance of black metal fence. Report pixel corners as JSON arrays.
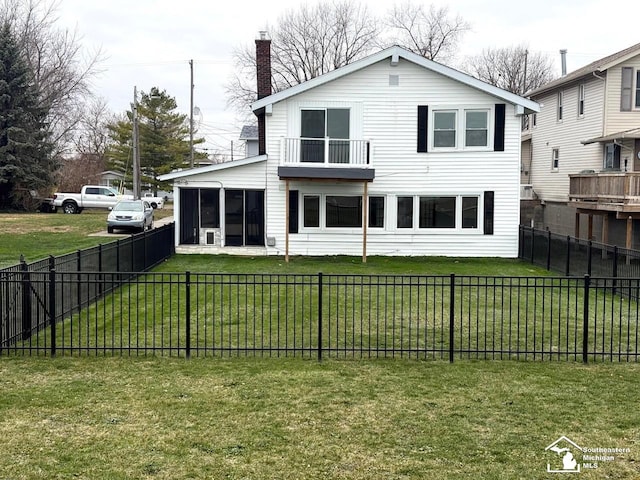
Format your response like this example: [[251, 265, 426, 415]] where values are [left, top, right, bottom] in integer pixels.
[[0, 223, 175, 347], [519, 225, 640, 278], [2, 271, 639, 362]]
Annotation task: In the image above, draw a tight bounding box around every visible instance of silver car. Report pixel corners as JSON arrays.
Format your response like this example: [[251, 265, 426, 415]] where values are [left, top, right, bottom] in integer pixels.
[[107, 200, 154, 233]]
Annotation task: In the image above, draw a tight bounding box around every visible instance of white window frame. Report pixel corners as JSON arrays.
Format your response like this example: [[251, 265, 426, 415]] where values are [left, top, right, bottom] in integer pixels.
[[551, 148, 560, 171], [557, 91, 564, 121], [578, 84, 585, 117], [394, 194, 482, 233], [464, 109, 490, 149], [432, 110, 458, 149], [431, 106, 493, 151]]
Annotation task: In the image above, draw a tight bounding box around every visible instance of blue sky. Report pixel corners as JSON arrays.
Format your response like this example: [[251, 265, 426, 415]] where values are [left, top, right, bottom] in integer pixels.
[[57, 0, 639, 158]]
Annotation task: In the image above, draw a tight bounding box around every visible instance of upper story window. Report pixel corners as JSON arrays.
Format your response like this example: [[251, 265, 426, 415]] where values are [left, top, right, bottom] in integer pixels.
[[578, 84, 585, 116], [636, 71, 640, 108], [465, 110, 489, 147], [552, 148, 559, 171], [557, 91, 564, 121], [621, 67, 633, 111], [300, 108, 350, 163], [433, 111, 457, 148]]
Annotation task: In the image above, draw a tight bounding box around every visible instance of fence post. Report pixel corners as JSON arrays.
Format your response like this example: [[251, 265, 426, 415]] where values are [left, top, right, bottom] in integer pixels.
[[582, 274, 590, 364], [587, 241, 593, 276], [20, 256, 31, 341], [318, 272, 323, 362], [546, 230, 552, 271], [565, 236, 571, 276], [185, 271, 191, 359], [612, 246, 618, 296], [530, 229, 535, 264], [449, 273, 455, 363], [49, 267, 56, 357]]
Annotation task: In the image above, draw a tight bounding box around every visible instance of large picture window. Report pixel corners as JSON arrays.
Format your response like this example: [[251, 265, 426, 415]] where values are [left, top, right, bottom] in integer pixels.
[[419, 197, 456, 229], [326, 196, 362, 228]]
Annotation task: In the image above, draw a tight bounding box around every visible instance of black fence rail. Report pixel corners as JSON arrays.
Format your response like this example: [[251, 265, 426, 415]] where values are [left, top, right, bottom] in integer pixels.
[[2, 271, 639, 362], [0, 223, 175, 346], [519, 225, 640, 278]]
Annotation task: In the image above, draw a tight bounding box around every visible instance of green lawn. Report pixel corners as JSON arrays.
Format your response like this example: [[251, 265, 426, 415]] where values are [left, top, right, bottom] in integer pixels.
[[0, 208, 173, 268], [0, 357, 638, 479], [3, 227, 640, 478]]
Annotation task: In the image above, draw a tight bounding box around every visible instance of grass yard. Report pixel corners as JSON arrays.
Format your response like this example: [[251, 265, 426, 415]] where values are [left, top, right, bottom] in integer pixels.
[[0, 208, 173, 268], [3, 222, 640, 478], [0, 357, 638, 479]]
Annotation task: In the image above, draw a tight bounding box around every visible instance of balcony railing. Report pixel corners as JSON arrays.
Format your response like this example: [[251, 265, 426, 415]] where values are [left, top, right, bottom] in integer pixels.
[[281, 137, 371, 167], [569, 171, 640, 209]]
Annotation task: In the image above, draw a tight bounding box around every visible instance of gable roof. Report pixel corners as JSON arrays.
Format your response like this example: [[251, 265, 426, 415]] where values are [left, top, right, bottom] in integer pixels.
[[158, 155, 267, 181], [239, 125, 258, 140], [251, 45, 539, 114], [528, 42, 640, 97]]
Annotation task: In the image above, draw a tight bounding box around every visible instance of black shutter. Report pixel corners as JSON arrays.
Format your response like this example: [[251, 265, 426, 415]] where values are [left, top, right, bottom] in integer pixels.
[[494, 104, 505, 152], [289, 190, 298, 234], [417, 105, 428, 152], [483, 191, 494, 235]]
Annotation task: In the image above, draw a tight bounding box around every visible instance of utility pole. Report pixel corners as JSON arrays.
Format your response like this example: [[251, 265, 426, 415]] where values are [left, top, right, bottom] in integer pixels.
[[132, 86, 140, 200], [189, 59, 194, 168]]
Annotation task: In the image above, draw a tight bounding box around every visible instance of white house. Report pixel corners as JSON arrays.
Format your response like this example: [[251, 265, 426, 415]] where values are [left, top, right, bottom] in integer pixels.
[[160, 36, 538, 259], [239, 125, 259, 158], [521, 43, 640, 249]]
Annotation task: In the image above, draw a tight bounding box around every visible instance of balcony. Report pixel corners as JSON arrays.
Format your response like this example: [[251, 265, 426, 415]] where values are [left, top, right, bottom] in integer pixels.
[[568, 171, 640, 213], [277, 137, 375, 182]]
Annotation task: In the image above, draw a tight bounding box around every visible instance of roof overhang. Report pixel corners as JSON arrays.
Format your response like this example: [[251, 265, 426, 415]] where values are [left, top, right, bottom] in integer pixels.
[[158, 155, 267, 181], [581, 128, 640, 145], [278, 166, 375, 182], [252, 46, 539, 115]]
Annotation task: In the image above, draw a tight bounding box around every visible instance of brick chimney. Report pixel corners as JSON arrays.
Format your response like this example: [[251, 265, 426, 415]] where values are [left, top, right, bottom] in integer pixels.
[[255, 31, 271, 155]]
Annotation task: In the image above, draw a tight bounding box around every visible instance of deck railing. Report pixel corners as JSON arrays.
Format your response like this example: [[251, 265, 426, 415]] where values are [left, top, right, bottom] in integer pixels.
[[569, 171, 640, 205], [281, 137, 371, 167]]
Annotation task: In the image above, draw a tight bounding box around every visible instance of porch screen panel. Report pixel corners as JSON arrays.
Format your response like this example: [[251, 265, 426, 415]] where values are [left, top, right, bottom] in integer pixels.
[[179, 188, 199, 245], [200, 188, 220, 228], [301, 110, 325, 162], [245, 190, 265, 246]]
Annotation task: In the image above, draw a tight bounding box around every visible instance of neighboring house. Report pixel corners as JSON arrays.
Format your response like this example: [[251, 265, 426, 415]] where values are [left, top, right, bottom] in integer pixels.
[[239, 125, 259, 158], [521, 43, 640, 249], [159, 37, 538, 258], [100, 171, 125, 190]]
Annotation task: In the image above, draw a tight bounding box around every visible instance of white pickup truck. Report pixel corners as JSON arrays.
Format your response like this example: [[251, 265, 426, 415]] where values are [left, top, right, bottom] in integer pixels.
[[142, 192, 165, 209], [53, 185, 133, 214]]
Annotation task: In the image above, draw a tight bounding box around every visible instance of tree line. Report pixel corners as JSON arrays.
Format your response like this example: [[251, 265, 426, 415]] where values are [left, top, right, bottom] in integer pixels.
[[0, 0, 556, 210]]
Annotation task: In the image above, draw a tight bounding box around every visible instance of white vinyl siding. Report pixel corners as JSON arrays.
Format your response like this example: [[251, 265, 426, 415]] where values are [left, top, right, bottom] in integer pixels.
[[605, 55, 640, 132], [264, 58, 524, 256], [529, 77, 604, 203]]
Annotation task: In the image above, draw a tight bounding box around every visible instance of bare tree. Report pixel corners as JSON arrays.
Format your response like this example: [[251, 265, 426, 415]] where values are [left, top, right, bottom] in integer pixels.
[[54, 153, 104, 193], [0, 0, 104, 155], [384, 2, 470, 63], [226, 1, 379, 115], [464, 45, 556, 95], [73, 97, 114, 161]]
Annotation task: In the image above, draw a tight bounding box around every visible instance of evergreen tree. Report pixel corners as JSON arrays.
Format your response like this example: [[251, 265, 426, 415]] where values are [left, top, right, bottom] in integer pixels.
[[0, 22, 55, 210], [107, 87, 205, 194]]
